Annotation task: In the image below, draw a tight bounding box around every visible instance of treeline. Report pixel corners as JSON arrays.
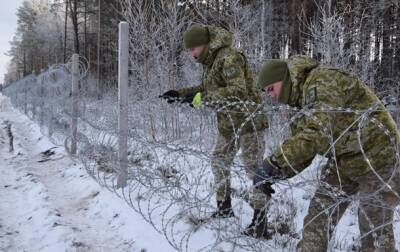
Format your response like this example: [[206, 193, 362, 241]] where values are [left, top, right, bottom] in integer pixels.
[[4, 0, 121, 85], [4, 0, 399, 94]]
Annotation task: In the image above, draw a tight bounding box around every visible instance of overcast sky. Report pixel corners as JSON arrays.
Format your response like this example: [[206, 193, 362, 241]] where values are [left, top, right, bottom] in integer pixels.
[[0, 0, 24, 84]]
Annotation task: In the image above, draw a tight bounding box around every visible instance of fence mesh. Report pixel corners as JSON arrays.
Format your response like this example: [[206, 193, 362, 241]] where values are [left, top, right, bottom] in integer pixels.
[[2, 57, 400, 251]]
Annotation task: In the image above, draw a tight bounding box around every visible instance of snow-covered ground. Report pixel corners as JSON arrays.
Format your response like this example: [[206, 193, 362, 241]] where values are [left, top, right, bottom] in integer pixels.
[[1, 93, 399, 252], [0, 94, 174, 251]]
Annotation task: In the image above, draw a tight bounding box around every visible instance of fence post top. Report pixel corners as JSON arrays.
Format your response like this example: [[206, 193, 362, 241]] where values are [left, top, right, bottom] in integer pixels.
[[119, 21, 129, 29]]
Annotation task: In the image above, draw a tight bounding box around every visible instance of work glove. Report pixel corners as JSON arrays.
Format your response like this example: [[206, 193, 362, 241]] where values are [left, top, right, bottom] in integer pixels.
[[159, 90, 180, 103], [180, 92, 196, 105], [253, 156, 283, 196], [192, 92, 202, 108], [181, 92, 202, 108]]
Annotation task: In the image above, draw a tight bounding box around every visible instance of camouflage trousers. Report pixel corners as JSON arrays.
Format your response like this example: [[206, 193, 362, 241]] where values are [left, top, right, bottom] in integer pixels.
[[211, 131, 267, 210], [298, 165, 400, 252]]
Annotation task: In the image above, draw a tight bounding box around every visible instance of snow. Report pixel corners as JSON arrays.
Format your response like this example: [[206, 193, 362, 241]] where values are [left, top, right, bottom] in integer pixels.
[[0, 93, 399, 252], [0, 94, 173, 252]]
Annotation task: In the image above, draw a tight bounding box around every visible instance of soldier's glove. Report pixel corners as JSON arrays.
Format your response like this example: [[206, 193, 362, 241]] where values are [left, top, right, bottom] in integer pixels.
[[253, 156, 283, 196], [180, 92, 203, 108], [159, 90, 180, 104], [191, 92, 202, 108], [180, 92, 197, 106], [264, 156, 284, 179]]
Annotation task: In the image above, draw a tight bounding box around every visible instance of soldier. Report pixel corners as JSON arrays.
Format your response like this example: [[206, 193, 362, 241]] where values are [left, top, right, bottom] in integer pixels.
[[255, 55, 400, 251], [160, 24, 270, 238]]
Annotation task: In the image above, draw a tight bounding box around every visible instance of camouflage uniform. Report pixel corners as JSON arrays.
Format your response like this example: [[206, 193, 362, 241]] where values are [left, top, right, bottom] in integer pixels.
[[270, 56, 400, 251], [212, 131, 267, 209], [178, 26, 269, 209], [299, 168, 400, 252]]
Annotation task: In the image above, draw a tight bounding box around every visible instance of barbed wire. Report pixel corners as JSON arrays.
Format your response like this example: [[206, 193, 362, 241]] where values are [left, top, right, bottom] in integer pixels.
[[2, 66, 400, 251]]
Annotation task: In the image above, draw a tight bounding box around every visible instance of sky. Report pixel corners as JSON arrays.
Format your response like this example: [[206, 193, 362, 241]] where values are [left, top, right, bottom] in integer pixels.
[[0, 0, 24, 84]]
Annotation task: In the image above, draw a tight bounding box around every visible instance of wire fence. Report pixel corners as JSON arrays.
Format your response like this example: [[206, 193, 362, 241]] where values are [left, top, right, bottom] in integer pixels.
[[2, 58, 400, 251], [2, 29, 400, 251]]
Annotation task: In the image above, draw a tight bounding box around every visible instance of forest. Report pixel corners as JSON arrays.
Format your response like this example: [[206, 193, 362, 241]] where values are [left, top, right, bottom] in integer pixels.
[[4, 0, 399, 95]]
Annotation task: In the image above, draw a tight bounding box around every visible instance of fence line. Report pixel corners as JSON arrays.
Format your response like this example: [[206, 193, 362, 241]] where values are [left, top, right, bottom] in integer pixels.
[[2, 45, 400, 252]]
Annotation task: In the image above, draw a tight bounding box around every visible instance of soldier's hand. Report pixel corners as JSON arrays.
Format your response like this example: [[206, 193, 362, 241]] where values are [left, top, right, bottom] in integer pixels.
[[254, 177, 275, 196], [180, 92, 196, 106], [159, 90, 180, 103], [263, 157, 284, 179], [253, 157, 284, 196]]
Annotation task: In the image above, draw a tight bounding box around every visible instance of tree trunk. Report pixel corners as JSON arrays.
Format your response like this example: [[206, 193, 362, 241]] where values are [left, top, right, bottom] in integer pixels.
[[69, 0, 80, 54], [394, 6, 400, 79], [84, 0, 87, 59], [380, 6, 393, 88], [64, 0, 68, 63], [97, 0, 102, 99], [289, 0, 302, 55]]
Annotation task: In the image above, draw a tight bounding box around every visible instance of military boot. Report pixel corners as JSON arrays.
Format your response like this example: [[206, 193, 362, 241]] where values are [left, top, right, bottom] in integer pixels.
[[242, 209, 272, 239], [210, 198, 235, 218]]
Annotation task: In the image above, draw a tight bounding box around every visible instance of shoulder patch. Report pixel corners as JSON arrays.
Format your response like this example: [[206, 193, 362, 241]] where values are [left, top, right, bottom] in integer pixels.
[[223, 65, 241, 79], [305, 87, 317, 105]]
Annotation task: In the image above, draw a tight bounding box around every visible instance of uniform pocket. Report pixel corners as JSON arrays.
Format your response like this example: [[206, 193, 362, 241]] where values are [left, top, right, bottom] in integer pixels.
[[335, 129, 361, 156]]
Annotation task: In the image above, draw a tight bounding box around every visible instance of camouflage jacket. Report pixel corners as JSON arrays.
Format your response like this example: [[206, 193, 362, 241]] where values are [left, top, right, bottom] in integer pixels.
[[274, 55, 400, 178], [178, 26, 268, 137]]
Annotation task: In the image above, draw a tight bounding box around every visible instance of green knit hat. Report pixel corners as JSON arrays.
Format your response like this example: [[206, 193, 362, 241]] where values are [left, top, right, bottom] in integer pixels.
[[257, 59, 288, 89], [258, 59, 292, 104], [183, 25, 210, 49]]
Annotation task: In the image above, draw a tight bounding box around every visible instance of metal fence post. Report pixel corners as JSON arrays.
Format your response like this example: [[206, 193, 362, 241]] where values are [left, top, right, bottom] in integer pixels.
[[39, 73, 44, 126], [71, 53, 79, 155], [117, 21, 129, 188], [23, 84, 27, 114]]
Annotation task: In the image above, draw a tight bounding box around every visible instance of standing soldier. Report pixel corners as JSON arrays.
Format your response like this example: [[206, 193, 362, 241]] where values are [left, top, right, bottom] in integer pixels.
[[255, 55, 400, 250], [160, 24, 270, 238]]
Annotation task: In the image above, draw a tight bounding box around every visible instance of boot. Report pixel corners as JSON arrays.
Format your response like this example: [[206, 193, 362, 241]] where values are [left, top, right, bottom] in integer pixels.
[[210, 198, 235, 218], [242, 209, 272, 239]]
